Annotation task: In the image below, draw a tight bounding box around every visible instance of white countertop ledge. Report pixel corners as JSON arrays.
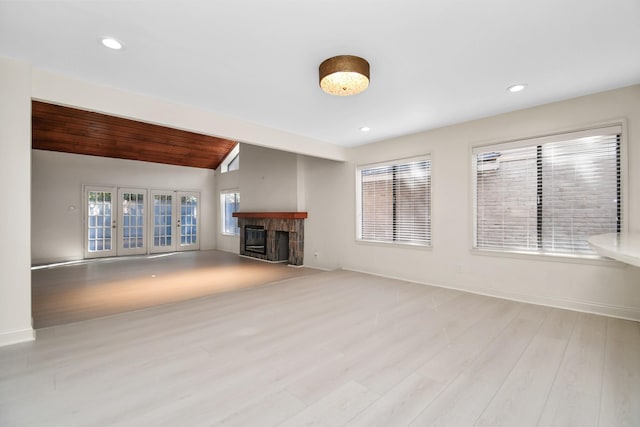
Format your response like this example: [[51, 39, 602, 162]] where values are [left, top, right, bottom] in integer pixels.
[[588, 232, 640, 267]]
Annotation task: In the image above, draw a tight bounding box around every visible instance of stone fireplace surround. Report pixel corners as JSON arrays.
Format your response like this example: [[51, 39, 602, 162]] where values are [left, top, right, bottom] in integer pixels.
[[232, 212, 307, 266]]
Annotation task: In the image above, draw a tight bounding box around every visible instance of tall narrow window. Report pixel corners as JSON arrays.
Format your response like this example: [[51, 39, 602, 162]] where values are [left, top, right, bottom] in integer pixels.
[[474, 125, 622, 257], [357, 156, 431, 246], [221, 190, 240, 235]]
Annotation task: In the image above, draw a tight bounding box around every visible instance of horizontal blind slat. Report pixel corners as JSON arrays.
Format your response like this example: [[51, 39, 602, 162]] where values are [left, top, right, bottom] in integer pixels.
[[359, 158, 431, 245], [475, 129, 620, 255]]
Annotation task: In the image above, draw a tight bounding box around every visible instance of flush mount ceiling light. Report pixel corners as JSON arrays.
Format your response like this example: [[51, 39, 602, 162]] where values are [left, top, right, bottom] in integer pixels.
[[101, 37, 122, 50], [507, 83, 527, 93], [319, 55, 370, 96]]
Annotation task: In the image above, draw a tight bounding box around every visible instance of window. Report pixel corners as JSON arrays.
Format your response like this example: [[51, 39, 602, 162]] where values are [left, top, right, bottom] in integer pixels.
[[227, 153, 239, 171], [221, 190, 240, 235], [356, 156, 431, 246], [220, 144, 239, 173], [473, 125, 622, 257]]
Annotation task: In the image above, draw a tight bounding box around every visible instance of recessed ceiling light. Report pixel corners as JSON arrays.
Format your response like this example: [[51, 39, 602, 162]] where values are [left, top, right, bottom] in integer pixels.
[[507, 84, 527, 93], [101, 37, 123, 50], [360, 126, 371, 132]]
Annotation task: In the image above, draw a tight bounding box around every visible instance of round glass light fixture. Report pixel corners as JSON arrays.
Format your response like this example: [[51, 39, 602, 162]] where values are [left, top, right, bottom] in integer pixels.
[[102, 37, 123, 50], [319, 55, 370, 96], [360, 126, 371, 132], [507, 83, 527, 93]]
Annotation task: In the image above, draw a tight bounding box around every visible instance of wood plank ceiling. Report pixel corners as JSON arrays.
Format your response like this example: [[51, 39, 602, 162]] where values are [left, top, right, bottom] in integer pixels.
[[32, 101, 238, 170]]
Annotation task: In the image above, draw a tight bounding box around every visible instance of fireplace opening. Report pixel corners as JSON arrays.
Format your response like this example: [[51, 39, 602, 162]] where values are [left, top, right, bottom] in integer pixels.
[[245, 226, 266, 254]]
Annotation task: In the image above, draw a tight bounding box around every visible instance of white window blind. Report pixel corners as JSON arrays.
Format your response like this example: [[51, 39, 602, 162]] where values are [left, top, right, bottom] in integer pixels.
[[358, 157, 431, 246], [474, 126, 621, 256]]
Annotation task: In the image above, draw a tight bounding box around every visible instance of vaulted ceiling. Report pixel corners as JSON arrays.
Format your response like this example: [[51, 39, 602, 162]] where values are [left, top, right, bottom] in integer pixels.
[[2, 1, 639, 148], [32, 101, 237, 170]]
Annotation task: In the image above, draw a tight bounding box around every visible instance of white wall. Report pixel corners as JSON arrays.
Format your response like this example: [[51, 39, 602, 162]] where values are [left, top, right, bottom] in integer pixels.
[[32, 150, 217, 264], [0, 57, 34, 345], [301, 155, 352, 270], [238, 144, 299, 211], [302, 85, 640, 320], [214, 143, 302, 253]]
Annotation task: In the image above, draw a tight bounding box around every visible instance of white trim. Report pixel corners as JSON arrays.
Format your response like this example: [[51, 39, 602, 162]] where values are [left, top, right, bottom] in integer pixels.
[[472, 124, 623, 153], [343, 267, 640, 322], [355, 154, 432, 171], [470, 248, 625, 267], [355, 154, 432, 245], [220, 188, 240, 195], [471, 121, 626, 258], [117, 187, 148, 256], [0, 328, 35, 347], [83, 185, 117, 259], [354, 238, 433, 251], [176, 191, 201, 251], [220, 189, 240, 236]]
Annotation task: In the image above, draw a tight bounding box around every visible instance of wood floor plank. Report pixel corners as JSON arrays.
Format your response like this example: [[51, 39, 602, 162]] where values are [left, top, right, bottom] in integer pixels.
[[537, 312, 607, 427], [283, 292, 480, 404], [279, 381, 379, 427], [599, 317, 640, 426], [347, 299, 522, 427], [475, 308, 577, 426], [407, 304, 549, 426], [213, 390, 306, 427], [353, 294, 495, 394]]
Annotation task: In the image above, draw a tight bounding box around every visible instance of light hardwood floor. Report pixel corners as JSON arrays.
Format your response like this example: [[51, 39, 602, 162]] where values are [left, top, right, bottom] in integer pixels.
[[31, 250, 319, 328], [2, 263, 639, 426]]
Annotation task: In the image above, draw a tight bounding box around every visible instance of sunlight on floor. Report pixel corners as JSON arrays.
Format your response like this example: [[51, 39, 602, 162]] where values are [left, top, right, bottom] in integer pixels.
[[31, 250, 319, 328]]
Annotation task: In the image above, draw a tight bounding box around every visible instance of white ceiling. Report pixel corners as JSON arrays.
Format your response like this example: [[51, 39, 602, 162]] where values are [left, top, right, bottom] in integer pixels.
[[1, 0, 639, 147]]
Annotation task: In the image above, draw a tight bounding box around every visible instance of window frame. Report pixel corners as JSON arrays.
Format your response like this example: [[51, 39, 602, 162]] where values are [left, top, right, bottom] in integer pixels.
[[355, 155, 432, 248], [220, 143, 239, 173], [220, 189, 240, 236], [471, 123, 627, 261]]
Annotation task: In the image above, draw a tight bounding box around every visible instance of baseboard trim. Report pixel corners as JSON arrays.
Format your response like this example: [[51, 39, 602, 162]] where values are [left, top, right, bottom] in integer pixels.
[[0, 327, 35, 347], [343, 268, 640, 322]]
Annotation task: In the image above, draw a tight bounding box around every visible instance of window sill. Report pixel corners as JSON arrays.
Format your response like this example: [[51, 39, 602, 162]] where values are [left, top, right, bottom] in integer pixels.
[[355, 239, 432, 251], [221, 233, 239, 237], [470, 248, 625, 267]]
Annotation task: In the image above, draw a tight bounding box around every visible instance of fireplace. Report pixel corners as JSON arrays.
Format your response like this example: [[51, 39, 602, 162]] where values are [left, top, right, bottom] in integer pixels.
[[244, 226, 266, 254], [233, 212, 307, 265]]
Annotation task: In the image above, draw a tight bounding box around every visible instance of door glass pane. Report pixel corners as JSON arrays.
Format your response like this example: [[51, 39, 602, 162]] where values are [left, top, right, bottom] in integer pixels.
[[154, 194, 173, 247], [180, 195, 198, 246], [122, 192, 145, 249], [87, 190, 113, 253]]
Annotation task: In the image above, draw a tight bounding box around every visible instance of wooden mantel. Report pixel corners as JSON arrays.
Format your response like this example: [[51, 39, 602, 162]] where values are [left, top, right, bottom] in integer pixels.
[[232, 212, 308, 220]]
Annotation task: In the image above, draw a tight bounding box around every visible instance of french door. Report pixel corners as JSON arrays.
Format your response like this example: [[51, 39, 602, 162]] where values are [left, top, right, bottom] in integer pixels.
[[117, 188, 147, 256], [178, 191, 200, 251], [85, 186, 117, 258], [149, 190, 200, 253], [85, 186, 199, 258]]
